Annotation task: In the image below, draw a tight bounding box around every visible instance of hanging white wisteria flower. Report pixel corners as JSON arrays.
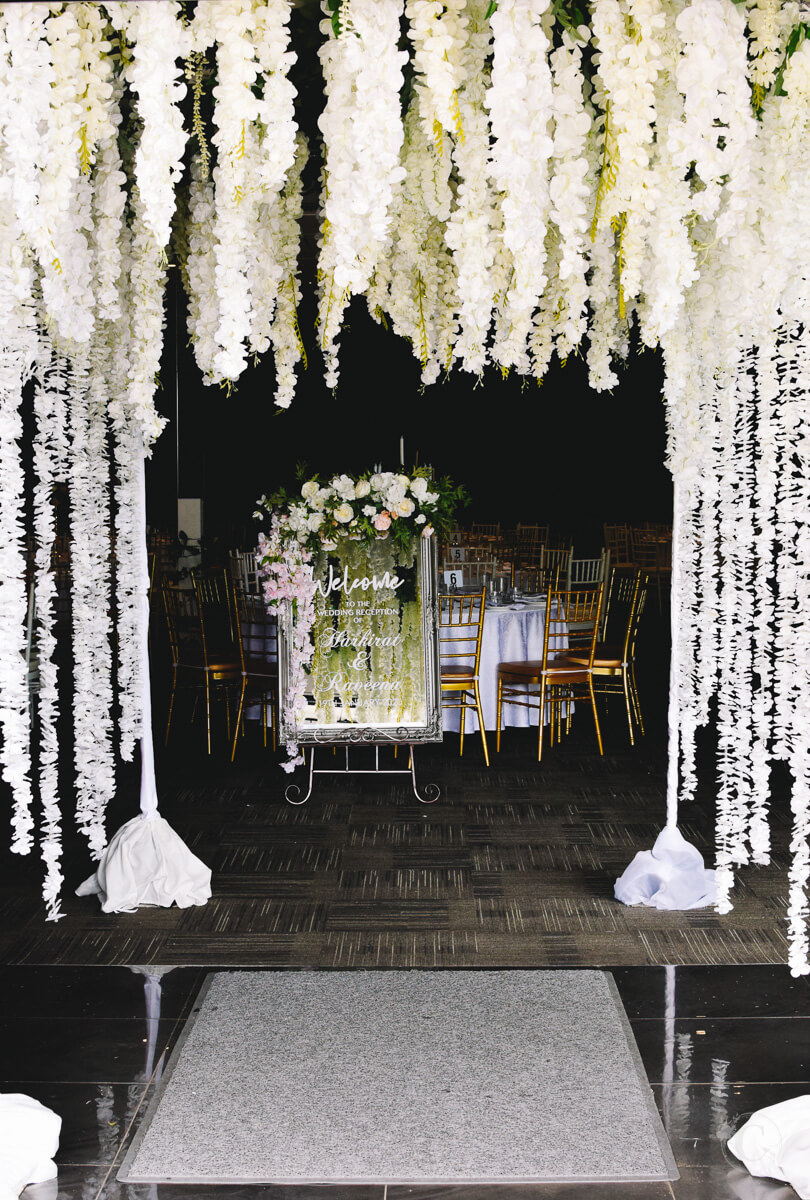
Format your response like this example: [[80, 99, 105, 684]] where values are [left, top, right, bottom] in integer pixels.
[[267, 134, 308, 410], [591, 0, 665, 314], [445, 0, 498, 374], [747, 0, 797, 105], [207, 0, 261, 383], [675, 0, 757, 244], [253, 0, 298, 198], [487, 0, 554, 372], [405, 0, 468, 146], [114, 0, 188, 252], [547, 28, 593, 363], [316, 0, 407, 387], [184, 154, 220, 383]]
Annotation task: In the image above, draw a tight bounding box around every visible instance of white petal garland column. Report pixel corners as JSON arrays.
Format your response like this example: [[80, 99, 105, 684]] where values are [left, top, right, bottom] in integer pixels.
[[32, 346, 70, 919], [68, 349, 115, 860]]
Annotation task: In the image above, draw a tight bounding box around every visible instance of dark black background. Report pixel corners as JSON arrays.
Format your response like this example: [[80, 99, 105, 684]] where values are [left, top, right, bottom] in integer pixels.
[[148, 264, 672, 557]]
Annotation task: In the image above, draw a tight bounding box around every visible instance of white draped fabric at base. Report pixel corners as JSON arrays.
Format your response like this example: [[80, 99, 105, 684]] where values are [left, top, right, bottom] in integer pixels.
[[0, 1093, 61, 1200], [727, 1095, 810, 1200], [76, 814, 212, 914], [442, 598, 566, 732], [614, 825, 716, 910]]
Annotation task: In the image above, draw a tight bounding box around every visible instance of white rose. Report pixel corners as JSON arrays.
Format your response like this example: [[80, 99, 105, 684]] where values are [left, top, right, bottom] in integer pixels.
[[415, 513, 426, 524], [396, 498, 415, 517], [386, 483, 406, 506], [333, 473, 355, 500], [307, 512, 324, 532], [334, 503, 354, 524], [301, 480, 319, 501], [370, 473, 385, 491], [424, 491, 439, 505], [410, 477, 428, 501], [395, 473, 410, 488], [355, 479, 371, 498], [362, 504, 377, 517]]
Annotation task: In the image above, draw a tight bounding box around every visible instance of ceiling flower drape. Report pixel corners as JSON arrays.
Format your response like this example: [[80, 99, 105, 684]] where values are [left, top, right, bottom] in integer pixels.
[[1, 0, 810, 967]]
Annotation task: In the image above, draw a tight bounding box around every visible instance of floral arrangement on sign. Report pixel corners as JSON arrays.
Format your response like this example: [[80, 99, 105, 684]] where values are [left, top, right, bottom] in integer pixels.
[[2, 1, 810, 969], [256, 468, 469, 552], [256, 468, 467, 768]]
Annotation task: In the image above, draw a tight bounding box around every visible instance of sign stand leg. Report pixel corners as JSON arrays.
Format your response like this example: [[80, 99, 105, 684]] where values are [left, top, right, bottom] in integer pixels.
[[284, 744, 440, 806]]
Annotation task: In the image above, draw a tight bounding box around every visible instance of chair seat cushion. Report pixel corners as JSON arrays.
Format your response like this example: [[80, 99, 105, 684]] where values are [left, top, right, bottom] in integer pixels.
[[498, 658, 590, 684], [441, 664, 476, 677], [566, 643, 625, 669]]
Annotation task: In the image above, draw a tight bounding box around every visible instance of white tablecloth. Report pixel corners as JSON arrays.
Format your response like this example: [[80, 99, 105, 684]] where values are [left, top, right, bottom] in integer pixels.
[[442, 598, 567, 732]]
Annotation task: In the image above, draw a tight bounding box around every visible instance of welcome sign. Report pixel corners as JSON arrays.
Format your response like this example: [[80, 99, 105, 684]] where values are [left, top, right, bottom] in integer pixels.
[[278, 534, 442, 744]]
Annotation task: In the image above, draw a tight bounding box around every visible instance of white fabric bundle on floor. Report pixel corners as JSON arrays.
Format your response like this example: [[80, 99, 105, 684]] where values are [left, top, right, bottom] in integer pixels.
[[728, 1095, 810, 1199], [614, 824, 717, 910], [76, 814, 212, 913], [0, 1093, 61, 1200]]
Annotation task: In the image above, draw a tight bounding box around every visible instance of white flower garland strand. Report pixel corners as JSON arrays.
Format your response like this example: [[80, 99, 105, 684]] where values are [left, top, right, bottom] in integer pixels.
[[317, 0, 407, 387], [487, 0, 554, 372], [0, 318, 37, 857], [786, 326, 810, 974], [69, 350, 115, 860], [32, 343, 71, 919]]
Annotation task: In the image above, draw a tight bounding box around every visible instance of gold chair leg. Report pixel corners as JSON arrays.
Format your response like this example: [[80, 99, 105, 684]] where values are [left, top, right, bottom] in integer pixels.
[[473, 680, 489, 767], [630, 664, 645, 736], [621, 670, 635, 746], [230, 678, 247, 763], [496, 677, 503, 753], [459, 695, 466, 757], [261, 690, 267, 748], [204, 672, 212, 755], [589, 677, 604, 755], [538, 680, 546, 761], [165, 667, 178, 746]]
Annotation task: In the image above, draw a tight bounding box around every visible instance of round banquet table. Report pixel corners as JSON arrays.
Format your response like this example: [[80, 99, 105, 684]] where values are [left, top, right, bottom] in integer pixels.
[[441, 597, 567, 733]]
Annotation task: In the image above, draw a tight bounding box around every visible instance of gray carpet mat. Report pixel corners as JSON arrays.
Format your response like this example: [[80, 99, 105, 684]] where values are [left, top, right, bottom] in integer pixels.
[[119, 969, 678, 1184]]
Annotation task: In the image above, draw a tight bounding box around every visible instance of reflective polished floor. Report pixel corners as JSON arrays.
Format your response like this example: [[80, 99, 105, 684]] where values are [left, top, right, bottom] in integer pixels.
[[5, 963, 809, 1200]]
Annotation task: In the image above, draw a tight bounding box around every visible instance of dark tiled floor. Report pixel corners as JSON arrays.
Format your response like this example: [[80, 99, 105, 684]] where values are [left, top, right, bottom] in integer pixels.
[[3, 964, 808, 1200]]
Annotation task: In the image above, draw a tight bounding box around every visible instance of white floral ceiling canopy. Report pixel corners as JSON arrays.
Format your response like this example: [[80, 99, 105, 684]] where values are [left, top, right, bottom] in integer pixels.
[[2, 0, 810, 968]]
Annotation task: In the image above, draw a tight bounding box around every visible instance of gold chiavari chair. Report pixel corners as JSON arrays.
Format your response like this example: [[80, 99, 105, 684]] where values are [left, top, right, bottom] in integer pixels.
[[516, 523, 549, 546], [230, 586, 278, 761], [567, 549, 610, 591], [541, 544, 573, 581], [496, 585, 604, 761], [565, 570, 648, 744], [603, 524, 635, 571], [511, 563, 560, 594], [438, 589, 490, 766], [631, 530, 671, 613], [471, 522, 500, 538], [228, 549, 261, 595], [162, 578, 241, 754]]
